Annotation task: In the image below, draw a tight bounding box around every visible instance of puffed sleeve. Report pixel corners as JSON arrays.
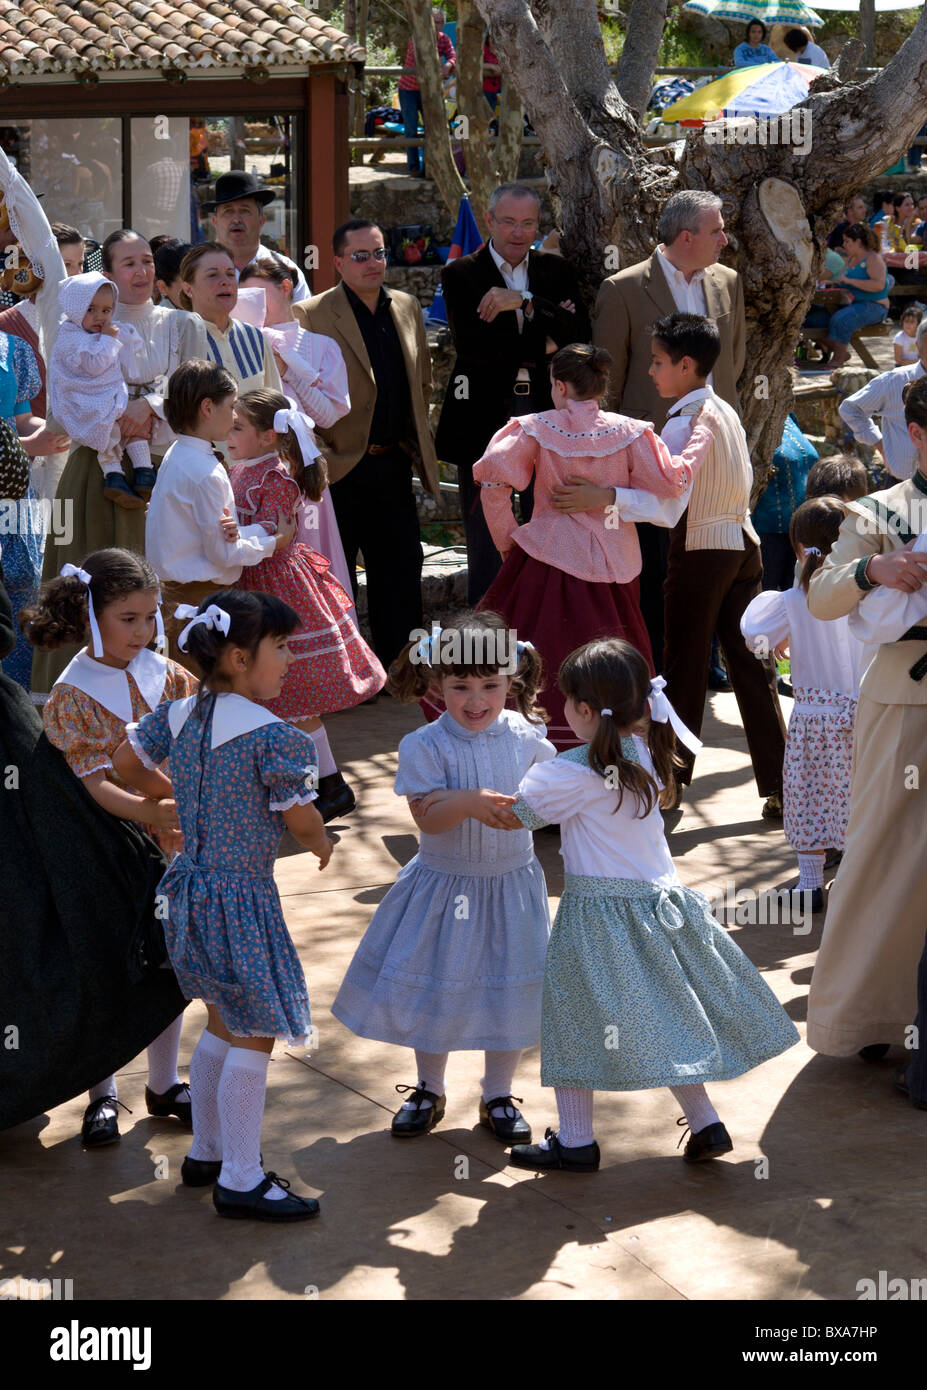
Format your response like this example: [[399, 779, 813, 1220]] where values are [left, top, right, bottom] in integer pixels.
[[164, 659, 199, 701], [249, 467, 301, 535], [473, 419, 539, 553], [394, 728, 449, 798], [525, 721, 558, 766], [627, 414, 715, 496], [740, 589, 791, 656], [512, 756, 585, 830], [12, 335, 41, 407], [256, 723, 319, 810], [43, 685, 117, 777], [126, 700, 174, 772]]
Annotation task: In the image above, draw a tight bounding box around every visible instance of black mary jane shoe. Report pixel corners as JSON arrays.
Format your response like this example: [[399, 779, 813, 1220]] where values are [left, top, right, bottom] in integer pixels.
[[81, 1096, 132, 1150], [479, 1094, 532, 1145], [677, 1117, 733, 1163], [314, 771, 357, 825], [892, 1065, 927, 1110], [508, 1128, 600, 1172], [213, 1172, 320, 1222], [391, 1082, 446, 1137], [181, 1156, 223, 1187], [859, 1043, 891, 1063], [145, 1081, 193, 1126]]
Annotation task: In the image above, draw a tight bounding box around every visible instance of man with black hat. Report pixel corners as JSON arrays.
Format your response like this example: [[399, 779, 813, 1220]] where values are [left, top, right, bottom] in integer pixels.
[[209, 170, 309, 303]]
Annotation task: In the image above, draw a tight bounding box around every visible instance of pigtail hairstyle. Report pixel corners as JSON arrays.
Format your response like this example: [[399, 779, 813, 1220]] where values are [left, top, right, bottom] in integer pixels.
[[180, 588, 301, 712], [789, 495, 847, 593], [559, 638, 680, 815], [21, 548, 159, 648], [387, 609, 547, 723], [235, 389, 328, 502]]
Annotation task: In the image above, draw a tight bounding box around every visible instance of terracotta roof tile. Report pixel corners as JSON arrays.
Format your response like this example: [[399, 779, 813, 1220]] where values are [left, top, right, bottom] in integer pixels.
[[0, 0, 365, 79]]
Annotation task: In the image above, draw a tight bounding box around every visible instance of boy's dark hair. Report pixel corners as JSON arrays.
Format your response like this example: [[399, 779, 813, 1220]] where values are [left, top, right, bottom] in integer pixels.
[[333, 218, 382, 257], [51, 222, 83, 247], [651, 312, 721, 380], [903, 376, 927, 429], [22, 548, 159, 649], [235, 389, 328, 502], [182, 590, 300, 707], [153, 238, 192, 286], [790, 496, 847, 593], [783, 28, 807, 53], [164, 359, 236, 435], [550, 343, 612, 401], [804, 453, 868, 502]]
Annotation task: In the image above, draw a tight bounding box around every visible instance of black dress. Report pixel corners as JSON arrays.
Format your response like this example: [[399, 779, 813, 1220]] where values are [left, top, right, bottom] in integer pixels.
[[0, 538, 186, 1130]]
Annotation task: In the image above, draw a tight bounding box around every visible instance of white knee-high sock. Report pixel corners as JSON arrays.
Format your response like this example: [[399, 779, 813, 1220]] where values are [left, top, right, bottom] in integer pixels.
[[217, 1048, 285, 1197], [553, 1087, 596, 1148], [88, 1075, 117, 1104], [125, 438, 152, 471], [187, 1030, 230, 1161], [406, 1050, 448, 1109], [797, 853, 824, 890], [669, 1083, 719, 1134], [310, 724, 337, 778], [146, 1012, 185, 1095], [481, 1050, 522, 1116]]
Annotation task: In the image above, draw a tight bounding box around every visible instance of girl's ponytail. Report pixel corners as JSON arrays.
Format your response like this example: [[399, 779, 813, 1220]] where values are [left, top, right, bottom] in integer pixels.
[[278, 420, 327, 503], [789, 495, 847, 593]]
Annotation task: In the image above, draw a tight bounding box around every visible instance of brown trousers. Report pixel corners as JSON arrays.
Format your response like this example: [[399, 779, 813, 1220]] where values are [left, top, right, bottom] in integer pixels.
[[160, 578, 225, 679], [663, 517, 786, 797]]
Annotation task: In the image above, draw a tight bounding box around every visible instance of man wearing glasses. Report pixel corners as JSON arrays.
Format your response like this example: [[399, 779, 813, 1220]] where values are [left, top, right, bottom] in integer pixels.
[[295, 219, 438, 669]]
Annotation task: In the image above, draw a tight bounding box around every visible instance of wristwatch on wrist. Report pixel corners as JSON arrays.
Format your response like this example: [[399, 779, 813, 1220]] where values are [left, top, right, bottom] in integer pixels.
[[521, 290, 534, 315]]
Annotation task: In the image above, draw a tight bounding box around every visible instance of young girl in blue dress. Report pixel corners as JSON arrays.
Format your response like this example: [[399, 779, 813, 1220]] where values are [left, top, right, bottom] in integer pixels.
[[505, 638, 800, 1172], [113, 589, 333, 1223], [332, 610, 556, 1144]]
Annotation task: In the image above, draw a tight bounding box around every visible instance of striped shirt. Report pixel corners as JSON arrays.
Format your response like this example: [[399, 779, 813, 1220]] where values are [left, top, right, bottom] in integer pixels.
[[200, 317, 281, 402]]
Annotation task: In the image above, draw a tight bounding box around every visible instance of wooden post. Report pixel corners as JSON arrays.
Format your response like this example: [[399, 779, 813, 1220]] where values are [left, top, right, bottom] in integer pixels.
[[860, 0, 876, 64]]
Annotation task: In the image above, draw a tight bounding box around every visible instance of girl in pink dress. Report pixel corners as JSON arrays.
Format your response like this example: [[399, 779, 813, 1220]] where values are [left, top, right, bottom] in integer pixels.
[[238, 255, 354, 601], [227, 389, 386, 821], [472, 344, 715, 749]]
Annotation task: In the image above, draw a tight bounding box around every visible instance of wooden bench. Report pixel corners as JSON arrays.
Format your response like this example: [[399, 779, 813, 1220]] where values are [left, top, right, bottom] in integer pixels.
[[802, 319, 890, 370]]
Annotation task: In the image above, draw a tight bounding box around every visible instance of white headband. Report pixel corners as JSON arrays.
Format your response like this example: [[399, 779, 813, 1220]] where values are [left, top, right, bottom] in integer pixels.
[[648, 676, 703, 755], [60, 563, 103, 658], [174, 602, 231, 653], [273, 398, 321, 470]]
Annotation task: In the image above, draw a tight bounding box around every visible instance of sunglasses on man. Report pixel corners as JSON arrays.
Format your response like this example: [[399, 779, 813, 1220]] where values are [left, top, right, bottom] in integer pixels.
[[345, 247, 389, 263]]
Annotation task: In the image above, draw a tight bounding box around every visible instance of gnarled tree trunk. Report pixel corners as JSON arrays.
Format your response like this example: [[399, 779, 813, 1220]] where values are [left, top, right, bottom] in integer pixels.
[[401, 1, 466, 212]]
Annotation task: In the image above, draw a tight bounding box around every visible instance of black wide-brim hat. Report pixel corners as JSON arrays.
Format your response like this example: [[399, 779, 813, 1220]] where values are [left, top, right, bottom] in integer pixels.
[[205, 171, 275, 211]]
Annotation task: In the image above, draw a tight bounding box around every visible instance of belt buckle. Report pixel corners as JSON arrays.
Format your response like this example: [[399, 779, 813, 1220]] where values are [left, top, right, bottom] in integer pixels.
[[513, 382, 531, 396]]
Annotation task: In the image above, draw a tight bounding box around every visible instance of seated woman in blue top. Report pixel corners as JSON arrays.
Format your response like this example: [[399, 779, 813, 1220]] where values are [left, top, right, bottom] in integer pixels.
[[802, 223, 892, 369], [733, 20, 778, 67]]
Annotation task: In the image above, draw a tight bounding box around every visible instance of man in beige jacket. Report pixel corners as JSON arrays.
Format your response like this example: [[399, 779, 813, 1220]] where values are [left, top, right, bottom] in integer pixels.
[[593, 190, 745, 663], [296, 219, 439, 669]]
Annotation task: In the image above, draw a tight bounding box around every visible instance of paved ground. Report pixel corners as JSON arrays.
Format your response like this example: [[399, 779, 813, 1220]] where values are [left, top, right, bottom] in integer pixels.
[[3, 689, 924, 1302]]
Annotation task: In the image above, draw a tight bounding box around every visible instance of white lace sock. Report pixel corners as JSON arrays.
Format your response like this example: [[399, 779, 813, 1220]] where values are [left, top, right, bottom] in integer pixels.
[[125, 438, 152, 472], [669, 1083, 720, 1135], [146, 1013, 184, 1095], [406, 1050, 449, 1110], [797, 853, 824, 890], [552, 1087, 596, 1148], [217, 1048, 286, 1199], [88, 1076, 117, 1110], [187, 1029, 229, 1161], [481, 1050, 522, 1117], [310, 723, 337, 777]]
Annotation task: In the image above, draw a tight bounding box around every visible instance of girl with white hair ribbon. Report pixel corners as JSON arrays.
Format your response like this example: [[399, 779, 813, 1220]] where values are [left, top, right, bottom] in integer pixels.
[[502, 637, 798, 1175], [20, 546, 197, 1151], [225, 388, 386, 823]]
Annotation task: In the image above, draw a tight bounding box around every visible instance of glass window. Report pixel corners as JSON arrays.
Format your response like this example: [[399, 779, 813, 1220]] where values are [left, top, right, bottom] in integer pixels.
[[192, 116, 299, 263], [131, 116, 191, 245], [0, 118, 123, 241]]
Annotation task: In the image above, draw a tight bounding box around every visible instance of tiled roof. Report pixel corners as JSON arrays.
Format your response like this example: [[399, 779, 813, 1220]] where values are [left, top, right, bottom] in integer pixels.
[[0, 1, 366, 80]]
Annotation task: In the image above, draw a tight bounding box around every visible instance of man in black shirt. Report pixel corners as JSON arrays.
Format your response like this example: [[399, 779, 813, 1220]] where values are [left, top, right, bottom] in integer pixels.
[[296, 221, 439, 670]]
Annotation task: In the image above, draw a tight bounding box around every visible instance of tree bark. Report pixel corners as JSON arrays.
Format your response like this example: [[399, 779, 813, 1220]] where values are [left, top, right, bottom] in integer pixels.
[[401, 1, 466, 211], [456, 0, 496, 229], [613, 0, 670, 120], [495, 75, 523, 186], [860, 0, 876, 64]]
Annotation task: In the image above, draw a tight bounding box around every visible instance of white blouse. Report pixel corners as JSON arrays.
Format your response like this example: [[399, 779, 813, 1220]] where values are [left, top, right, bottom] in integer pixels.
[[517, 738, 678, 887], [741, 585, 869, 697]]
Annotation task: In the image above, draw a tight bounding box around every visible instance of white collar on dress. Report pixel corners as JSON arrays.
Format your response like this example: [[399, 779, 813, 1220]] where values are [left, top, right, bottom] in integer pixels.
[[168, 691, 284, 749], [54, 648, 168, 724], [667, 386, 714, 417]]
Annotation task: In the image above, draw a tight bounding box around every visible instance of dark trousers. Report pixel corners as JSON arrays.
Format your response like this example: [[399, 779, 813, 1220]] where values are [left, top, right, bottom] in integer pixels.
[[663, 520, 786, 795], [759, 532, 795, 591], [637, 521, 671, 664], [908, 935, 927, 1104], [330, 449, 423, 670], [458, 390, 538, 607]]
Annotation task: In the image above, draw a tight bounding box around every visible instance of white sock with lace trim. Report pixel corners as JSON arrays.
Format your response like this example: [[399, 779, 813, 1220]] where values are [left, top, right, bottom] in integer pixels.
[[217, 1048, 286, 1199]]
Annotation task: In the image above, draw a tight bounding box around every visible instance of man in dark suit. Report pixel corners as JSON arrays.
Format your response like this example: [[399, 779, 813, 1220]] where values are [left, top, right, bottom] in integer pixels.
[[435, 184, 589, 602]]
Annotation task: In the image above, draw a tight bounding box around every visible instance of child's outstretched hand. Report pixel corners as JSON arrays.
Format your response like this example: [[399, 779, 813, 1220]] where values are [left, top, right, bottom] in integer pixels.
[[220, 507, 239, 541], [552, 475, 614, 513], [468, 789, 522, 829]]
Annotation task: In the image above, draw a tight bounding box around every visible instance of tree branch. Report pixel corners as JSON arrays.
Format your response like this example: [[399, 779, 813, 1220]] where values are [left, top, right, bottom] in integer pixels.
[[401, 1, 466, 214], [456, 0, 495, 229], [614, 0, 669, 120]]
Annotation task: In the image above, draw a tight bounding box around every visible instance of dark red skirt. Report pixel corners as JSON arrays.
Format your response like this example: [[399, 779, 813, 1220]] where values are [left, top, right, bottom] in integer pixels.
[[421, 548, 653, 750]]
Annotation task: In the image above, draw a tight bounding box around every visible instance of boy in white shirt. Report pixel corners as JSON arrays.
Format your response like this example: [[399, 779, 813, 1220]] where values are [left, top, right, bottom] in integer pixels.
[[147, 359, 295, 668]]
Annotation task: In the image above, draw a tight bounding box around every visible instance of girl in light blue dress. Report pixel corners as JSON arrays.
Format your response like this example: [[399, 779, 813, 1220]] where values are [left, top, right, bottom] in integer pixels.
[[505, 638, 800, 1174], [114, 589, 333, 1224], [332, 610, 556, 1146]]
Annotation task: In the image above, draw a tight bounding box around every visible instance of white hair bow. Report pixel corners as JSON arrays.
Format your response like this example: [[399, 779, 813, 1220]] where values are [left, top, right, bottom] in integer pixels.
[[648, 675, 703, 754], [273, 398, 321, 470], [60, 563, 103, 658], [153, 590, 166, 655], [175, 602, 231, 653]]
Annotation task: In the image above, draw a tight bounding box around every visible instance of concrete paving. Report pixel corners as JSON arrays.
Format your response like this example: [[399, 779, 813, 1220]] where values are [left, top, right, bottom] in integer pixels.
[[2, 689, 923, 1302]]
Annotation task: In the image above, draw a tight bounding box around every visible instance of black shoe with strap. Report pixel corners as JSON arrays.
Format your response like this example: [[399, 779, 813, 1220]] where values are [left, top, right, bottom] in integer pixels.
[[677, 1116, 733, 1162], [508, 1127, 600, 1172], [81, 1096, 132, 1149], [391, 1081, 446, 1137], [213, 1171, 320, 1222], [146, 1081, 192, 1126], [479, 1094, 531, 1145], [181, 1156, 223, 1187]]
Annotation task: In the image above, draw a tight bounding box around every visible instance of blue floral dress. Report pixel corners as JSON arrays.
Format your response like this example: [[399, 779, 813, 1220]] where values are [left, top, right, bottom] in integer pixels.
[[128, 691, 318, 1040], [0, 332, 43, 690], [332, 709, 556, 1052]]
